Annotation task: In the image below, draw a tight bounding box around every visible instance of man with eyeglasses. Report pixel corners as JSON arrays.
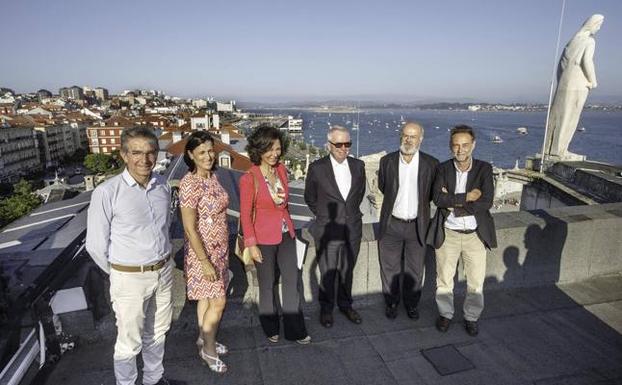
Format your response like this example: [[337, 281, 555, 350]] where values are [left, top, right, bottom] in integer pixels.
[[87, 127, 179, 385], [377, 122, 439, 320], [428, 124, 497, 337], [305, 125, 366, 328]]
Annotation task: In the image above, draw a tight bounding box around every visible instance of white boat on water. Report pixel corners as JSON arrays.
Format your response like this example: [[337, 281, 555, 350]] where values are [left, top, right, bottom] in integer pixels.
[[517, 127, 528, 135], [578, 126, 586, 132], [492, 135, 504, 144]]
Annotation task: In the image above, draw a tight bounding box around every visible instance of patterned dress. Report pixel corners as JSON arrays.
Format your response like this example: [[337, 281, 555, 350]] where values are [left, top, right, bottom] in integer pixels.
[[179, 172, 230, 300]]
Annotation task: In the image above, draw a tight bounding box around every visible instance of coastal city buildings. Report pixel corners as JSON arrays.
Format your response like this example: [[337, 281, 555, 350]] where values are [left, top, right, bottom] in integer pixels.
[[0, 85, 311, 188]]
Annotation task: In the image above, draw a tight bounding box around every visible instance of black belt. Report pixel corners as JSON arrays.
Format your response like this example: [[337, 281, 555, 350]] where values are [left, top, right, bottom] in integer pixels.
[[450, 228, 477, 234], [391, 215, 417, 223]]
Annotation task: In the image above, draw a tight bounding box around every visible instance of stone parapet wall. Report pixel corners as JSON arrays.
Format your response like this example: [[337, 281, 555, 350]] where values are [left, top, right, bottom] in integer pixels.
[[228, 202, 622, 306]]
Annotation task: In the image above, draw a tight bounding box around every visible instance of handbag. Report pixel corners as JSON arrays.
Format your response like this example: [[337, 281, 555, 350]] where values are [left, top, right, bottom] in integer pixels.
[[295, 236, 308, 270], [234, 171, 258, 266]]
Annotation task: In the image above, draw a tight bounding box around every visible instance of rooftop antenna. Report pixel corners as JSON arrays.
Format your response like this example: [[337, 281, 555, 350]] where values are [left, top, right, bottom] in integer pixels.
[[540, 0, 566, 173]]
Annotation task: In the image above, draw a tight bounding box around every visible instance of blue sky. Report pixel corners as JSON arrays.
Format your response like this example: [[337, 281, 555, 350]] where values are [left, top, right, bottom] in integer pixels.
[[1, 0, 621, 102]]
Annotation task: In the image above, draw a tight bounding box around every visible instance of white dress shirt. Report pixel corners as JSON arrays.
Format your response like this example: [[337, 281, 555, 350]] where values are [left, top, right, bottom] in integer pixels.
[[330, 154, 352, 200], [86, 168, 172, 273], [445, 160, 478, 230], [392, 151, 419, 220]]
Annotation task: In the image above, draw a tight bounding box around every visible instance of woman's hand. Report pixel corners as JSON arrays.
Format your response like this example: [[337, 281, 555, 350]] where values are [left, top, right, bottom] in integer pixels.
[[248, 245, 263, 263], [199, 258, 217, 281]]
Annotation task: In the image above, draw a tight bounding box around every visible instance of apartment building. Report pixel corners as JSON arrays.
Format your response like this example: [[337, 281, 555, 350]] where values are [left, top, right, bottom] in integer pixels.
[[0, 122, 41, 182], [34, 124, 76, 168], [86, 117, 132, 154]]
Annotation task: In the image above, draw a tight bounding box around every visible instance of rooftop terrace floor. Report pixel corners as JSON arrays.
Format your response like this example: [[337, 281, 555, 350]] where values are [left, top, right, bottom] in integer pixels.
[[43, 273, 622, 385]]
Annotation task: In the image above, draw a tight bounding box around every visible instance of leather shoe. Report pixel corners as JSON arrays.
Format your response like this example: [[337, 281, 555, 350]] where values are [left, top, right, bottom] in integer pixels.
[[340, 308, 362, 324], [464, 320, 479, 336], [406, 307, 419, 320], [385, 304, 398, 319], [320, 312, 333, 328], [436, 316, 451, 332]]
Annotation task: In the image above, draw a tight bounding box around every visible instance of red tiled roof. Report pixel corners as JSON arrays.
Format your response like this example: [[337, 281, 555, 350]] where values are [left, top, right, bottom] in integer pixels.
[[167, 136, 251, 172]]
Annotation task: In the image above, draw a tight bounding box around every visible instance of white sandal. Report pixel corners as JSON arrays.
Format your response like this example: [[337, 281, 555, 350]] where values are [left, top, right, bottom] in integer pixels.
[[267, 335, 279, 343], [196, 337, 228, 355], [199, 349, 227, 373]]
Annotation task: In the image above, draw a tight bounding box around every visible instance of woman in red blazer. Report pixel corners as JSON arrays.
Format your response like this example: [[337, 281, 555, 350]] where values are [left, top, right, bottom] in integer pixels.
[[239, 125, 310, 344]]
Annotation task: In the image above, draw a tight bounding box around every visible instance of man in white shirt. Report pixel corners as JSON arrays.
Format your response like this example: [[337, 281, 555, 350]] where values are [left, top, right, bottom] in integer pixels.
[[305, 126, 367, 328], [430, 125, 497, 337], [377, 123, 438, 320], [86, 127, 176, 385]]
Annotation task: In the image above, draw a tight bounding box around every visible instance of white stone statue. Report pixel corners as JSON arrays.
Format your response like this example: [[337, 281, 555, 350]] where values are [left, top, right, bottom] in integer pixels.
[[544, 14, 604, 160], [293, 164, 304, 180]]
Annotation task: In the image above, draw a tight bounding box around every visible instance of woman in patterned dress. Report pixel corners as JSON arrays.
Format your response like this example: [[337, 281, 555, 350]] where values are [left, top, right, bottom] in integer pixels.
[[179, 131, 229, 373]]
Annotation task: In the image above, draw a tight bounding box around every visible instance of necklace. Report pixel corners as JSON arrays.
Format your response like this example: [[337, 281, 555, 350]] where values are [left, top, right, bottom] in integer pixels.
[[260, 165, 275, 177]]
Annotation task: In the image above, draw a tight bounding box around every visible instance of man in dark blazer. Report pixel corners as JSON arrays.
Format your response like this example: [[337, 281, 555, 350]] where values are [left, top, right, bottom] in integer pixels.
[[305, 126, 367, 328], [377, 122, 439, 320], [428, 124, 497, 337]]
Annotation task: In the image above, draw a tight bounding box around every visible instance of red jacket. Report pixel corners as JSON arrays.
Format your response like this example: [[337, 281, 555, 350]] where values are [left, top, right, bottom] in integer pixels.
[[239, 164, 295, 246]]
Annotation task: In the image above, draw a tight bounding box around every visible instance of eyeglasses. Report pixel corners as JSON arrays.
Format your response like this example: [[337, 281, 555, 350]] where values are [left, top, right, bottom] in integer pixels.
[[127, 150, 158, 159], [329, 141, 352, 149]]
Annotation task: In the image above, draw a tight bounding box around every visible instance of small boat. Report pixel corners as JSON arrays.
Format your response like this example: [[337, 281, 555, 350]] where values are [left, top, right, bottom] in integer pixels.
[[492, 135, 504, 144], [578, 127, 586, 132], [517, 127, 528, 135]]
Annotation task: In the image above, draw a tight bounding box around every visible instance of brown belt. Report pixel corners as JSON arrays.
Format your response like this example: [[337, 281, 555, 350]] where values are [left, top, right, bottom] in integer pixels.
[[111, 256, 170, 273]]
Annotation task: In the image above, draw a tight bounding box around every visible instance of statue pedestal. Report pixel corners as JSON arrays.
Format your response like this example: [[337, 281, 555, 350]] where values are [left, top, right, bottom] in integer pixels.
[[529, 153, 587, 172]]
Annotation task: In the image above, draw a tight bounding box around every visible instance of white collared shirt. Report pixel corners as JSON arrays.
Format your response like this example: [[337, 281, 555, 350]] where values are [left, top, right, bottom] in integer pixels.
[[445, 159, 478, 230], [86, 168, 172, 273], [330, 154, 352, 200], [392, 151, 419, 220]]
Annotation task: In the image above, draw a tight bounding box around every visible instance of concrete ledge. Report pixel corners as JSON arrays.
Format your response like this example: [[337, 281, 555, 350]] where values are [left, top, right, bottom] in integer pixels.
[[227, 202, 622, 305], [548, 162, 622, 203]]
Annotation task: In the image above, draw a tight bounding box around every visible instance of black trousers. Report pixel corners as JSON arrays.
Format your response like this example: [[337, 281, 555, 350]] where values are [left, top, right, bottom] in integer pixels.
[[256, 235, 307, 340], [316, 236, 361, 313], [378, 217, 426, 309]]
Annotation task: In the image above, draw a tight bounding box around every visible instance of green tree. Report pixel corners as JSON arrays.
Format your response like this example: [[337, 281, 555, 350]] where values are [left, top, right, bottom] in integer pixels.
[[84, 153, 115, 174], [0, 179, 42, 228]]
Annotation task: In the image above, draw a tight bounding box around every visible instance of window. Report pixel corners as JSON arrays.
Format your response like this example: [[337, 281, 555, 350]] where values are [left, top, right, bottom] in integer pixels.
[[109, 130, 114, 135], [111, 138, 116, 144], [103, 147, 108, 153], [102, 138, 107, 144]]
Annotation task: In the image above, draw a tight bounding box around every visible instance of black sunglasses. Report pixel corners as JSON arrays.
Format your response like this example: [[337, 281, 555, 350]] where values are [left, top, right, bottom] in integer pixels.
[[329, 141, 352, 149]]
